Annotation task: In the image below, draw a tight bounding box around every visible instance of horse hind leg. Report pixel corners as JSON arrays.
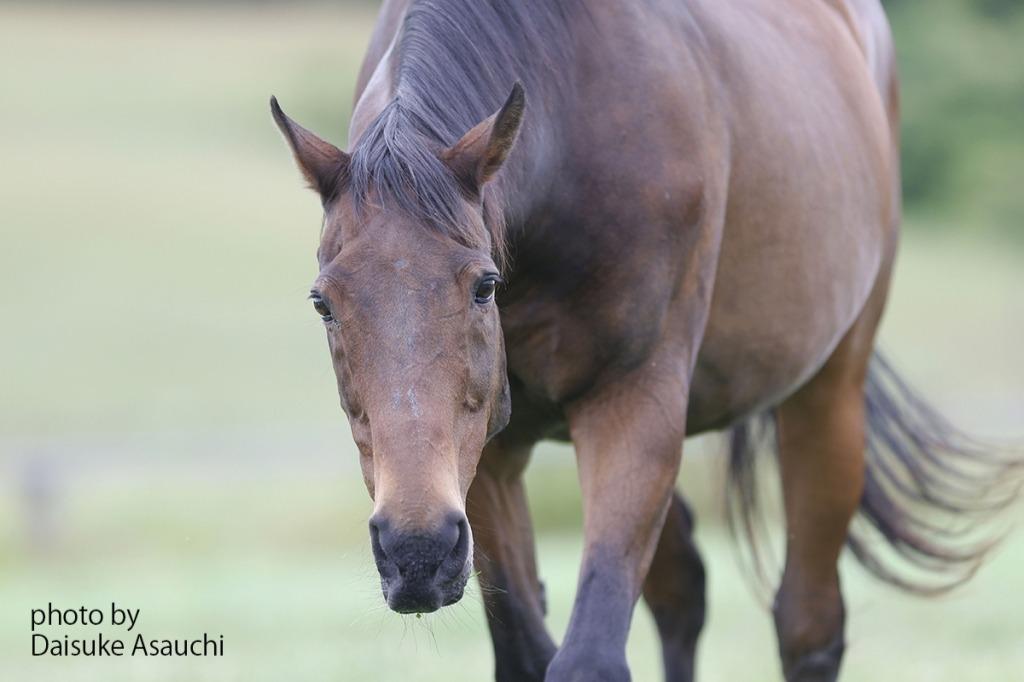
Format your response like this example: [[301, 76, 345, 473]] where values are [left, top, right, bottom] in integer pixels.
[[773, 380, 862, 680], [771, 287, 888, 681], [467, 438, 556, 682], [642, 492, 706, 682]]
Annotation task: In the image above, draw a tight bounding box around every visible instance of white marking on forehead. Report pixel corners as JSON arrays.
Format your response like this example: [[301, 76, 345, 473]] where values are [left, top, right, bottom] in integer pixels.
[[406, 387, 423, 419], [390, 387, 423, 419], [394, 258, 409, 270]]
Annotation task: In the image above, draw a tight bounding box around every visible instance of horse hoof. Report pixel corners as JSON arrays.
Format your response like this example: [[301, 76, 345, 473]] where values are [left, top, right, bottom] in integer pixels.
[[782, 632, 844, 682]]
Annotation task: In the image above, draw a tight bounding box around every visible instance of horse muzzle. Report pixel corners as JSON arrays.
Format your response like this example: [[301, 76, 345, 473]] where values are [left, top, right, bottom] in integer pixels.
[[368, 511, 473, 613]]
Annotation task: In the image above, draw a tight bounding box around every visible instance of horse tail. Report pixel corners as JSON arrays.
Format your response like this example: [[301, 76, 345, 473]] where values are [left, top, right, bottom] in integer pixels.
[[726, 351, 1024, 595]]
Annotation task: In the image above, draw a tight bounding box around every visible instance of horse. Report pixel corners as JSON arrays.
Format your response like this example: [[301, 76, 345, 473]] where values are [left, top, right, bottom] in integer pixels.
[[271, 1, 1021, 680]]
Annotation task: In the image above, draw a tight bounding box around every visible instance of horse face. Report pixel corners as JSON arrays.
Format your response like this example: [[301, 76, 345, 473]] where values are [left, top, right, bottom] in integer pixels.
[[271, 85, 523, 613], [313, 203, 510, 613]]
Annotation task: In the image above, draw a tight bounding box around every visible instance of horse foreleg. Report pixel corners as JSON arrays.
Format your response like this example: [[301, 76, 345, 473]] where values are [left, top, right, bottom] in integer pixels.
[[642, 492, 706, 682], [467, 439, 556, 682], [546, 369, 688, 682]]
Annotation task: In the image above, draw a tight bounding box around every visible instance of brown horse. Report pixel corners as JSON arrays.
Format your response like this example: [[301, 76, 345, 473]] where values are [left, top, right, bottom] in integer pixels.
[[271, 1, 1021, 680]]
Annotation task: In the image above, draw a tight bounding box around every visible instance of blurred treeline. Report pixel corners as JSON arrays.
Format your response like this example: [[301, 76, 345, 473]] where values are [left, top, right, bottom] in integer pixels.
[[886, 0, 1023, 237], [32, 0, 1022, 236]]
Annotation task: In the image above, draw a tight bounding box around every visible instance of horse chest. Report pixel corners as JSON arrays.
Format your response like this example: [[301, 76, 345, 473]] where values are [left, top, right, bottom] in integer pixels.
[[499, 279, 669, 406]]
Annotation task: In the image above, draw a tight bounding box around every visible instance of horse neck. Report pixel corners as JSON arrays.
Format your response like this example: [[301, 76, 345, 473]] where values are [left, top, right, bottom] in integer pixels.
[[491, 111, 560, 237], [348, 0, 572, 239]]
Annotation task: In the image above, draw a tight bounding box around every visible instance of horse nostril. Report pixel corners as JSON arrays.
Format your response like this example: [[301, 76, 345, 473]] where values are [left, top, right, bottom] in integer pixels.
[[369, 515, 389, 565], [451, 516, 470, 561], [433, 512, 458, 553], [436, 513, 471, 577]]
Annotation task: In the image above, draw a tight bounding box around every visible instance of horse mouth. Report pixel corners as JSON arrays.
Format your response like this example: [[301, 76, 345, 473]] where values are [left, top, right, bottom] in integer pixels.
[[380, 557, 472, 614]]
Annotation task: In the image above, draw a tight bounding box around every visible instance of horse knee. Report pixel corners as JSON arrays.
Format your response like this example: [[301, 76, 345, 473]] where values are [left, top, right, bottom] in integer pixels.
[[773, 583, 846, 682], [646, 545, 706, 645], [644, 495, 706, 635], [642, 494, 706, 682]]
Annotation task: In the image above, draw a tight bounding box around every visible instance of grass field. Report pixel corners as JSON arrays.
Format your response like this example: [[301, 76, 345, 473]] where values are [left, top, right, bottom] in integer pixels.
[[1, 3, 1022, 681]]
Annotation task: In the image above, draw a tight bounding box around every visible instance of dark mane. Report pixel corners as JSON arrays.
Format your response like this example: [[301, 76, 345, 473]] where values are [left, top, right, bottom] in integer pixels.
[[348, 0, 578, 259]]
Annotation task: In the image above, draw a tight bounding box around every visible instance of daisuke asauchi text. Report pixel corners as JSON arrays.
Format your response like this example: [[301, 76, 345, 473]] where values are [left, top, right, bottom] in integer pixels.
[[30, 603, 224, 657]]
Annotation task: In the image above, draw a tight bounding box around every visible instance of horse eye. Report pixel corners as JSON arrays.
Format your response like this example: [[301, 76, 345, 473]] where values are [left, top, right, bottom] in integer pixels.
[[310, 294, 333, 321], [474, 276, 500, 304]]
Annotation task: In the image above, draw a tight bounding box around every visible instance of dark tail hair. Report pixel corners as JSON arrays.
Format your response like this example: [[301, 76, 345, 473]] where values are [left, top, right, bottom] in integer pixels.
[[726, 351, 1024, 595]]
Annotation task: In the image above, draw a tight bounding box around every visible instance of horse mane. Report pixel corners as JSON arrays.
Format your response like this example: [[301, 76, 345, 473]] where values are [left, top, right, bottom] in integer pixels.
[[348, 0, 579, 262]]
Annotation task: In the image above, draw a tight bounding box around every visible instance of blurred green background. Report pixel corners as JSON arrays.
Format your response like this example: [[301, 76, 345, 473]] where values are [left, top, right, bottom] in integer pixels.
[[0, 1, 1021, 680]]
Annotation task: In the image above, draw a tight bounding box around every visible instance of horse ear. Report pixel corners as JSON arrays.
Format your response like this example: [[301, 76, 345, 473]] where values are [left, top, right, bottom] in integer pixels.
[[270, 96, 349, 198], [442, 82, 525, 194]]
